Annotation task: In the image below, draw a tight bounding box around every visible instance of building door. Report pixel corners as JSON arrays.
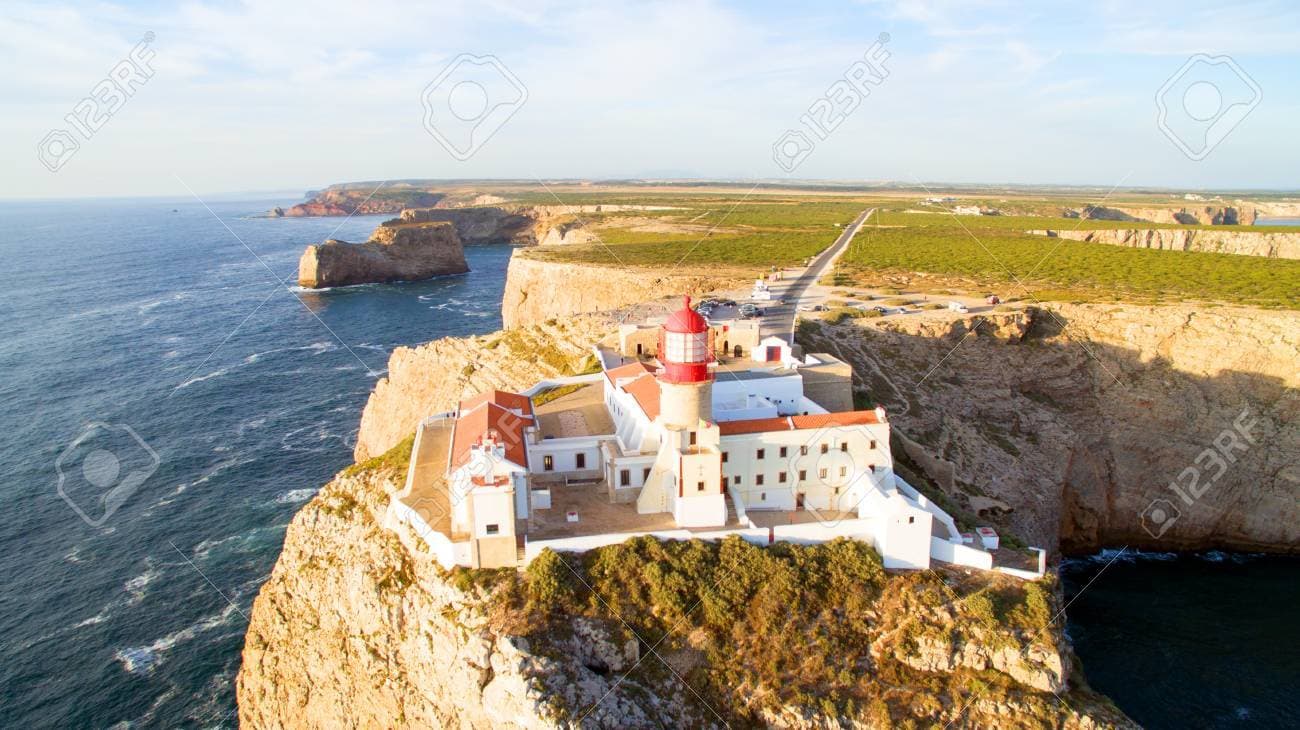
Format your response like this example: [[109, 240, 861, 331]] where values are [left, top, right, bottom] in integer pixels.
[[765, 345, 781, 361], [795, 492, 805, 509], [734, 345, 742, 358], [636, 343, 643, 355]]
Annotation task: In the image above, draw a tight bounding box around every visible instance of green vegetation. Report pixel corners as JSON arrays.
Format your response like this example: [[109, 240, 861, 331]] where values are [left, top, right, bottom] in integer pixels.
[[530, 382, 587, 407], [824, 307, 870, 324], [525, 199, 864, 270], [343, 433, 414, 478], [495, 536, 1089, 725], [874, 209, 1300, 233], [842, 214, 1300, 308]]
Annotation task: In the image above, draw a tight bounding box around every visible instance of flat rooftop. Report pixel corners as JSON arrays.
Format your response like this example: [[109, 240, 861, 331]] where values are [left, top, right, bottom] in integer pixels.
[[399, 418, 463, 540], [534, 383, 615, 439], [528, 481, 743, 540], [747, 509, 860, 528]]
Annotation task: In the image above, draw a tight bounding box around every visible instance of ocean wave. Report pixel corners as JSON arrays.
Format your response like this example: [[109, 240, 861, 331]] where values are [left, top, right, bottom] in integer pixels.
[[243, 341, 336, 364], [177, 367, 231, 389], [125, 564, 162, 605], [274, 488, 318, 504], [115, 603, 243, 675]]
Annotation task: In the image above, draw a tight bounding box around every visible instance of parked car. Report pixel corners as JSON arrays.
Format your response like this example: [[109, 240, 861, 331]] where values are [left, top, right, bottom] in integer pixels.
[[719, 299, 736, 306], [798, 303, 828, 312], [947, 301, 969, 313], [872, 306, 889, 314]]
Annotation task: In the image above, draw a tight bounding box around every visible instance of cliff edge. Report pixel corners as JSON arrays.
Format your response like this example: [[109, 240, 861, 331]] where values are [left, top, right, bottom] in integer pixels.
[[297, 221, 468, 289]]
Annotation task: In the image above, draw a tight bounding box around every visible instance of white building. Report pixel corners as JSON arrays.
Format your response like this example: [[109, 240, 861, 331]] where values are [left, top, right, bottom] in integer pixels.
[[386, 297, 1043, 578]]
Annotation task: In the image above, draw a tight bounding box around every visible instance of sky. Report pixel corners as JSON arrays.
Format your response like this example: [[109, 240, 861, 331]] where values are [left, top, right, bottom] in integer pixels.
[[6, 0, 1300, 198]]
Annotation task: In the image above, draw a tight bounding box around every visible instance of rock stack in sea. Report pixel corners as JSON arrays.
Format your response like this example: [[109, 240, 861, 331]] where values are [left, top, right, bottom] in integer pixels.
[[297, 220, 469, 289]]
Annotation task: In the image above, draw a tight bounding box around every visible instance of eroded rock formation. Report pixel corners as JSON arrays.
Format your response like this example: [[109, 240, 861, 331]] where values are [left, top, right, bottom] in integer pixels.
[[800, 304, 1299, 554], [1030, 227, 1300, 259], [297, 221, 468, 288], [500, 255, 735, 329]]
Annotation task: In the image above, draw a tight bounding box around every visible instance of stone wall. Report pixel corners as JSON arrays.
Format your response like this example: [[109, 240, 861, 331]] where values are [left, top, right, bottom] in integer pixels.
[[1031, 227, 1300, 259]]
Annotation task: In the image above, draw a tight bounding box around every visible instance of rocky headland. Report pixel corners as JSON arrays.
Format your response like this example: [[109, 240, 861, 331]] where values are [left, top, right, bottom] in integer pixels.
[[243, 248, 1296, 728], [272, 188, 446, 217], [1030, 227, 1300, 259], [297, 219, 468, 289]]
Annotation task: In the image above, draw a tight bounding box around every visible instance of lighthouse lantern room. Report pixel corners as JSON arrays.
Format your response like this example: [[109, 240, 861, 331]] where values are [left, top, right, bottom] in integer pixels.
[[659, 296, 712, 384]]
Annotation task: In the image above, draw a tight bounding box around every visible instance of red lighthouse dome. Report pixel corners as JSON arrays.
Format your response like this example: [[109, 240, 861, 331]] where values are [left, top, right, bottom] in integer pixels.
[[660, 296, 712, 384]]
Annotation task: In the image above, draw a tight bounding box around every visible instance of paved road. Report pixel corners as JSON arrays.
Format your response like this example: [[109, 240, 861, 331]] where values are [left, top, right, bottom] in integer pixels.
[[764, 208, 876, 343]]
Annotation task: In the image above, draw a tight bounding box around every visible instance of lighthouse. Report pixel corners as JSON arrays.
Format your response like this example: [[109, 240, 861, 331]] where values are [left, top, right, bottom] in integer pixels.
[[634, 295, 727, 527], [658, 296, 714, 428]]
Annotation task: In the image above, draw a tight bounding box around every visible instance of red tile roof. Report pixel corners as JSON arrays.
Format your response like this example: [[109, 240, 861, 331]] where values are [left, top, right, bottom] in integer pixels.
[[604, 360, 656, 383], [459, 389, 533, 416], [450, 401, 532, 470], [718, 410, 882, 437], [790, 410, 882, 429], [718, 417, 791, 435], [621, 373, 661, 420]]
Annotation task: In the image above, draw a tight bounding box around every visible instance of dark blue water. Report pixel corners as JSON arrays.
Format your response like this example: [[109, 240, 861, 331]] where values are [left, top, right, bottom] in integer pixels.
[[0, 197, 512, 727], [1063, 551, 1300, 729], [1255, 217, 1300, 226]]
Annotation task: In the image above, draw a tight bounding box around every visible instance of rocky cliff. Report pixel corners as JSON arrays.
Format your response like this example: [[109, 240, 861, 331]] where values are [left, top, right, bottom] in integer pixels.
[[1031, 227, 1300, 259], [354, 316, 613, 461], [1069, 204, 1256, 225], [273, 189, 446, 217], [297, 221, 468, 289], [240, 447, 1131, 728], [798, 304, 1299, 554], [500, 255, 735, 329]]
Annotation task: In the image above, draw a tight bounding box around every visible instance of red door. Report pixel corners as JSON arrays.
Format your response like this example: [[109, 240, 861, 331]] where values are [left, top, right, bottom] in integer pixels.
[[765, 345, 781, 361]]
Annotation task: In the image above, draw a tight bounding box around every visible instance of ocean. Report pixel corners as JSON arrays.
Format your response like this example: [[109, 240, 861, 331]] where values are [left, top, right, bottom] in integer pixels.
[[0, 197, 511, 726], [1063, 552, 1300, 728], [0, 198, 1294, 727]]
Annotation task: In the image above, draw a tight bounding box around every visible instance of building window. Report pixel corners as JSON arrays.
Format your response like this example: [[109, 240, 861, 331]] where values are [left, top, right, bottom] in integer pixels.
[[820, 443, 829, 454], [620, 469, 630, 486], [643, 467, 651, 481], [756, 448, 765, 459], [485, 524, 499, 535], [756, 474, 765, 486], [576, 453, 586, 469], [778, 471, 787, 483], [543, 455, 554, 471], [798, 470, 807, 481], [840, 442, 848, 452], [779, 446, 788, 458], [689, 431, 697, 446], [908, 516, 916, 524], [870, 440, 877, 449], [819, 467, 828, 479], [697, 481, 705, 492], [839, 466, 847, 477], [734, 475, 742, 485], [760, 492, 766, 501], [800, 445, 808, 456], [721, 451, 728, 463]]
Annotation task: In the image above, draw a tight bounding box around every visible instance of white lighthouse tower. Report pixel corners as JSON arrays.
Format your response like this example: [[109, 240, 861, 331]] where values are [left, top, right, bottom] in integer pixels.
[[636, 296, 728, 527]]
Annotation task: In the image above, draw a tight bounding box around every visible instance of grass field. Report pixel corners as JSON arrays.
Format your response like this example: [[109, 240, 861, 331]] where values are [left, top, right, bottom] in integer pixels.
[[839, 216, 1300, 308], [523, 199, 864, 269], [874, 210, 1300, 233]]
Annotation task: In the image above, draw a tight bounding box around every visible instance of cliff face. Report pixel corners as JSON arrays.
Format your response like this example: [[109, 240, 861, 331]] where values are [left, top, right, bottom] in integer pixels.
[[1031, 227, 1300, 259], [354, 316, 613, 461], [297, 221, 468, 288], [275, 189, 446, 217], [500, 255, 735, 329], [240, 450, 1131, 728], [800, 304, 1299, 554], [1070, 205, 1257, 225]]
